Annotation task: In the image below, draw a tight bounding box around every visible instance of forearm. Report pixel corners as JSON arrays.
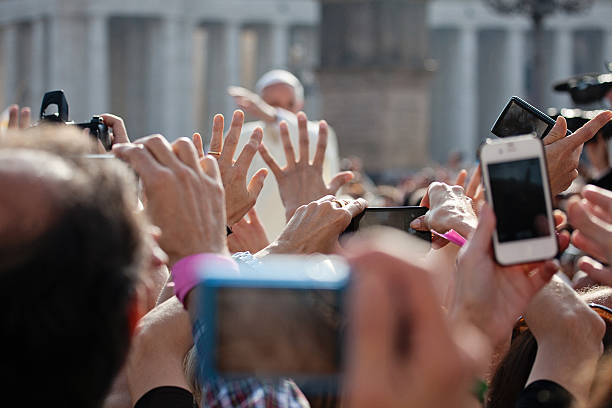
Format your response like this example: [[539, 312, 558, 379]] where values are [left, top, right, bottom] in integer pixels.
[[127, 298, 193, 402], [527, 344, 600, 406]]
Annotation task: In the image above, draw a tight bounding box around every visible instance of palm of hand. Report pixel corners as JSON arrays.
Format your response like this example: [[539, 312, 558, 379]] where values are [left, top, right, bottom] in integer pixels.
[[277, 163, 331, 219]]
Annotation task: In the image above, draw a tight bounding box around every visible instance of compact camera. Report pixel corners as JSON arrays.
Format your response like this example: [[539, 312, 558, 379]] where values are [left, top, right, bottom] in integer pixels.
[[39, 90, 111, 150]]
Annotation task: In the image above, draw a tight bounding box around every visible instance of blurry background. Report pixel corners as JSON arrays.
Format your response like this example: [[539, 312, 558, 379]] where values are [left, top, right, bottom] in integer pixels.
[[0, 0, 611, 177]]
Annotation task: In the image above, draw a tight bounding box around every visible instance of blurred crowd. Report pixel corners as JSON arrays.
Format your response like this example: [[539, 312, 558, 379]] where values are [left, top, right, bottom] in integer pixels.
[[4, 66, 612, 408]]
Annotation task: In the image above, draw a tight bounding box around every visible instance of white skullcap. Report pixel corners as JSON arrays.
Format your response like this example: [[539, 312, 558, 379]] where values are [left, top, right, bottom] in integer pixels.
[[255, 70, 304, 104]]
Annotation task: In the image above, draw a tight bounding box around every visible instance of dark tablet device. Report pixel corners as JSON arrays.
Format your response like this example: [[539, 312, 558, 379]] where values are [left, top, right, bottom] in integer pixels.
[[491, 96, 572, 139], [342, 206, 431, 242]]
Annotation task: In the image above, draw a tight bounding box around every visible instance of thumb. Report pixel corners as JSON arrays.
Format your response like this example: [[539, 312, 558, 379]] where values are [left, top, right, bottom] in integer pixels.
[[328, 171, 354, 194], [468, 203, 496, 252], [247, 168, 268, 199], [542, 116, 567, 145]]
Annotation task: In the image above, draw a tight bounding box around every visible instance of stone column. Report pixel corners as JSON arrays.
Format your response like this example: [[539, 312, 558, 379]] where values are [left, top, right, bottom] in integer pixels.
[[158, 17, 182, 140], [225, 21, 241, 116], [602, 29, 612, 68], [550, 28, 573, 108], [503, 28, 526, 97], [271, 23, 289, 69], [30, 18, 45, 111], [1, 24, 18, 109], [455, 26, 478, 159], [87, 13, 109, 116]]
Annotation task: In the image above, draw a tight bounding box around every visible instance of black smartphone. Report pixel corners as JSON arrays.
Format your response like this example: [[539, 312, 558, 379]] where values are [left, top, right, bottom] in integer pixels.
[[342, 206, 431, 242], [491, 96, 572, 139]]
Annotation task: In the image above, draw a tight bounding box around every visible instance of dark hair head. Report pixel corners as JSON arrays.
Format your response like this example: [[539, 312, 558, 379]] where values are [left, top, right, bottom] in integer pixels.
[[0, 127, 145, 407], [488, 317, 612, 408]]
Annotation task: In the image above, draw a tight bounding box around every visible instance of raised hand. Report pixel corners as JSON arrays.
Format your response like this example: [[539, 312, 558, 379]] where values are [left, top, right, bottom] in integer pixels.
[[227, 208, 270, 254], [543, 112, 612, 195], [7, 104, 31, 129], [192, 111, 268, 226], [345, 242, 489, 408], [568, 185, 612, 285], [258, 112, 353, 221], [228, 86, 277, 123], [451, 204, 559, 346], [113, 135, 227, 266]]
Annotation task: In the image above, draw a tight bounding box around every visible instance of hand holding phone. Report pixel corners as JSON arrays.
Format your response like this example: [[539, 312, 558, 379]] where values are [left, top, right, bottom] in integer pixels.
[[480, 135, 558, 265]]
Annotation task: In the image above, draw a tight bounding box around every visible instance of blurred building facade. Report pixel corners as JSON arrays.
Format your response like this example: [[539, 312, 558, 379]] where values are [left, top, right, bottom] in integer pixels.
[[1, 0, 612, 170]]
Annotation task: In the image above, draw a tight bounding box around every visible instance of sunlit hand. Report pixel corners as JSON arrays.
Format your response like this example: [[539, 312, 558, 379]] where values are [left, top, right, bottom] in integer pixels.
[[345, 242, 490, 408], [228, 208, 270, 254], [568, 185, 612, 285], [114, 135, 228, 266], [260, 196, 367, 255], [525, 276, 605, 406], [228, 86, 277, 123], [193, 111, 268, 226], [258, 112, 354, 221], [8, 105, 31, 129], [410, 182, 478, 247], [451, 204, 559, 346], [543, 112, 612, 195]]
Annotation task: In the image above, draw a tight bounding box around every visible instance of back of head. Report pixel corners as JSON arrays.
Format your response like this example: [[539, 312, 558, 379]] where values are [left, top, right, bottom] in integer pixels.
[[0, 127, 144, 408]]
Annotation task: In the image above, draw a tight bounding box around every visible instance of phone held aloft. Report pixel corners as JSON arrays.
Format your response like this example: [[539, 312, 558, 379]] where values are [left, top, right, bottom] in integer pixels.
[[491, 96, 572, 139], [480, 135, 558, 265], [195, 255, 348, 395]]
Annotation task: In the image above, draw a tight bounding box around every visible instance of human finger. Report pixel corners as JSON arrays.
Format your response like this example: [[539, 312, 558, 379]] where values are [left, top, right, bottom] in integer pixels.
[[454, 169, 468, 188], [219, 110, 244, 165], [583, 200, 612, 225], [201, 155, 222, 183], [7, 105, 18, 128], [246, 207, 261, 224], [297, 112, 310, 163], [568, 198, 612, 243], [172, 138, 202, 174], [258, 143, 283, 178], [113, 144, 168, 189], [19, 107, 31, 129], [582, 185, 612, 218], [578, 256, 612, 287], [192, 133, 204, 159], [209, 114, 225, 155], [525, 260, 558, 291], [468, 203, 496, 251], [133, 134, 181, 170], [312, 120, 328, 169], [246, 168, 268, 200], [553, 209, 568, 230], [542, 116, 568, 145], [409, 215, 429, 232], [235, 127, 263, 172], [347, 265, 393, 377], [572, 230, 609, 263], [279, 121, 296, 167], [568, 111, 612, 148], [558, 230, 570, 253], [344, 198, 368, 219], [101, 114, 129, 143], [465, 165, 481, 199], [327, 171, 354, 195]]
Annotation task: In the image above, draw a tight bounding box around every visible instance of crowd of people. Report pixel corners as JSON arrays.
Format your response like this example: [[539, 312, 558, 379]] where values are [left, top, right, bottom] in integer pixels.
[[4, 68, 612, 408]]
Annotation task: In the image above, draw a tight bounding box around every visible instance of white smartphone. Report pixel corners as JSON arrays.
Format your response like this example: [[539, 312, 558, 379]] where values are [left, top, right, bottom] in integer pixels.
[[480, 135, 558, 265]]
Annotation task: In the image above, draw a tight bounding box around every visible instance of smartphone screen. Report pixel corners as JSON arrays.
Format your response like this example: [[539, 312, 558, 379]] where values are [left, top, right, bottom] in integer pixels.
[[343, 207, 431, 242], [487, 158, 551, 242], [492, 100, 552, 139], [215, 287, 343, 376]]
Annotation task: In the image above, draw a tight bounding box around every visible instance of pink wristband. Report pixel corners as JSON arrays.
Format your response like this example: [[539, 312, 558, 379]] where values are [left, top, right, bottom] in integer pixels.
[[172, 254, 238, 304], [431, 229, 467, 247]]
